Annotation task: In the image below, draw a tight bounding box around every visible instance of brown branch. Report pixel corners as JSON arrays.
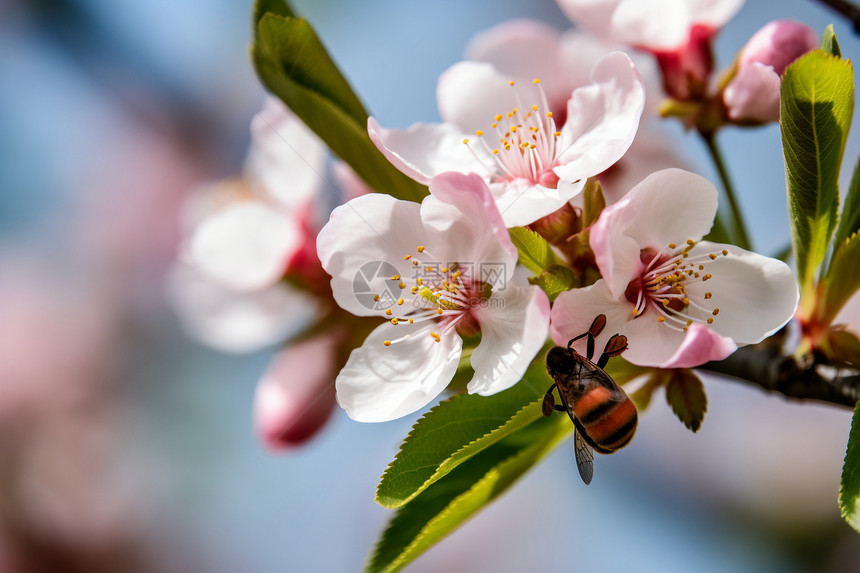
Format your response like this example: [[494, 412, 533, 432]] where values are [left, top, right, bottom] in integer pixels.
[[700, 344, 860, 408], [813, 0, 860, 34]]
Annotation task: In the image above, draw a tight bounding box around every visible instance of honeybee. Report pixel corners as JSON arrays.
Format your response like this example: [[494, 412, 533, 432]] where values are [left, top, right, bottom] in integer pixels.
[[543, 314, 638, 485]]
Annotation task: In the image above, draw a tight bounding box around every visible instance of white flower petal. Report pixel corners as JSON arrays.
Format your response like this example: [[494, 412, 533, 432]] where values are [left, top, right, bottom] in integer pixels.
[[688, 0, 744, 29], [367, 118, 484, 184], [683, 243, 799, 344], [186, 201, 302, 292], [611, 0, 690, 50], [556, 0, 624, 41], [317, 193, 430, 317], [550, 280, 635, 359], [556, 52, 645, 179], [165, 263, 315, 354], [437, 61, 529, 135], [657, 324, 737, 369], [422, 172, 517, 269], [468, 286, 550, 395], [493, 178, 587, 228], [591, 169, 717, 297], [466, 20, 569, 108], [247, 97, 325, 210], [336, 322, 462, 422]]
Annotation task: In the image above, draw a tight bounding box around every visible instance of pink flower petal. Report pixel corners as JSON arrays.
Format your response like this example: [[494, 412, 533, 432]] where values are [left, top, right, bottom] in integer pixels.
[[437, 61, 528, 135], [656, 323, 737, 368]]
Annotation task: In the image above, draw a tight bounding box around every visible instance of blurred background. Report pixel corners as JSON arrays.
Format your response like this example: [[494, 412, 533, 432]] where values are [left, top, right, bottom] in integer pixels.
[[2, 0, 860, 571]]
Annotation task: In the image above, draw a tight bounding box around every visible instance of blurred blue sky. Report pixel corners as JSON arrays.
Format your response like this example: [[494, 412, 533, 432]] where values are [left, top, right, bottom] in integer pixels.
[[2, 0, 860, 571]]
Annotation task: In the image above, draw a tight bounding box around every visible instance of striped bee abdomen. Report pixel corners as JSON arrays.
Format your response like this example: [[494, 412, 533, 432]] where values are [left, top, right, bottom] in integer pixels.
[[574, 388, 638, 453]]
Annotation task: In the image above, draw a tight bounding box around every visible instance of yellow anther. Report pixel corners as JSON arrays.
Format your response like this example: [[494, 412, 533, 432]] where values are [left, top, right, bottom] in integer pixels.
[[391, 318, 399, 325], [403, 255, 411, 260], [532, 105, 538, 111], [632, 308, 639, 316], [493, 149, 499, 155], [521, 142, 529, 148], [704, 292, 712, 299], [373, 295, 380, 302], [662, 299, 670, 306], [702, 274, 712, 281], [505, 145, 511, 150], [453, 271, 461, 278], [707, 318, 714, 324], [383, 340, 391, 347], [408, 318, 414, 324], [687, 239, 695, 246], [476, 130, 484, 136], [495, 114, 502, 121], [546, 112, 553, 118], [532, 78, 541, 84], [397, 298, 404, 306], [390, 274, 401, 281], [426, 266, 434, 272], [709, 253, 717, 260], [698, 265, 704, 270], [417, 277, 424, 286], [385, 309, 392, 316], [491, 123, 498, 128], [399, 282, 406, 289], [683, 298, 690, 304], [436, 308, 443, 315], [669, 243, 677, 249], [413, 260, 419, 266], [510, 125, 518, 132], [657, 316, 665, 323], [686, 320, 693, 327], [430, 332, 441, 342], [411, 286, 419, 294], [441, 267, 449, 273], [509, 81, 515, 86], [712, 308, 720, 316], [530, 144, 536, 149], [507, 112, 514, 118], [553, 131, 561, 137], [463, 138, 469, 144], [722, 249, 728, 256], [417, 246, 425, 253]]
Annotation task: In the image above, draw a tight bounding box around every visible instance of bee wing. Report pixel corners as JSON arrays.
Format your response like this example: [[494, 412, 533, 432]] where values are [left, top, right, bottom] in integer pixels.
[[574, 427, 594, 485]]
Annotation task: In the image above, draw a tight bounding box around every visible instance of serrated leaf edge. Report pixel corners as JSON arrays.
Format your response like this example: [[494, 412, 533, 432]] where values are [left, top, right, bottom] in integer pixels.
[[375, 396, 544, 508]]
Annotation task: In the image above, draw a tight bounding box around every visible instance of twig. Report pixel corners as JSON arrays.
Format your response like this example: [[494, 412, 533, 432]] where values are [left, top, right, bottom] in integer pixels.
[[814, 0, 860, 34], [701, 345, 860, 408]]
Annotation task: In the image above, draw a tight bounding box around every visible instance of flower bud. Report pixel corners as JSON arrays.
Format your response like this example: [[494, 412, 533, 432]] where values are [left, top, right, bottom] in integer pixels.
[[723, 20, 818, 123], [254, 334, 339, 450]]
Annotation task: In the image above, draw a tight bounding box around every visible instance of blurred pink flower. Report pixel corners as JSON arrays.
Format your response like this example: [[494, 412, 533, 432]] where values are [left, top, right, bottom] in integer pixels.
[[169, 97, 328, 354], [558, 0, 744, 99], [551, 168, 797, 367], [254, 333, 339, 449], [369, 52, 644, 226], [723, 20, 818, 123], [317, 172, 550, 422]]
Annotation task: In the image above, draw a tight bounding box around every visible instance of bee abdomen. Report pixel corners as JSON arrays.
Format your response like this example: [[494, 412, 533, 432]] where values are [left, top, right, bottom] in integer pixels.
[[576, 393, 638, 453]]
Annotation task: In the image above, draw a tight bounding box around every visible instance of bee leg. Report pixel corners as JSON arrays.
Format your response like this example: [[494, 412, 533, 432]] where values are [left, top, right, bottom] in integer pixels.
[[568, 314, 607, 361], [596, 333, 629, 369], [542, 383, 557, 417]]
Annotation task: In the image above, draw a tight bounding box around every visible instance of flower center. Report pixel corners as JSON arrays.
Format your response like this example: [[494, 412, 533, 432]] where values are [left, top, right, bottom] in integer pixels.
[[624, 239, 728, 332], [376, 245, 492, 347], [462, 79, 561, 187]]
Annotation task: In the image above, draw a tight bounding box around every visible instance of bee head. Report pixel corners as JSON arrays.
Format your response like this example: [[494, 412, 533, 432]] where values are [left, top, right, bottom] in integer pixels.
[[545, 345, 577, 376]]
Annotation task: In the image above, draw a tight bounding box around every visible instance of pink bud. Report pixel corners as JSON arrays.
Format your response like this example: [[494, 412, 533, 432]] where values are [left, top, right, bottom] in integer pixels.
[[724, 20, 818, 123], [254, 334, 339, 450], [740, 19, 819, 76]]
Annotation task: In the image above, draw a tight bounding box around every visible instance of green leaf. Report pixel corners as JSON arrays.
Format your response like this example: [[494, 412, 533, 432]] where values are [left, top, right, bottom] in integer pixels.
[[780, 50, 854, 297], [366, 415, 570, 573], [822, 328, 860, 368], [664, 369, 707, 433], [508, 227, 558, 275], [834, 157, 860, 255], [840, 399, 860, 532], [528, 264, 575, 301], [253, 0, 295, 23], [819, 233, 860, 324], [629, 372, 663, 411], [822, 24, 842, 58], [252, 11, 427, 202], [581, 178, 606, 227], [376, 360, 552, 509]]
